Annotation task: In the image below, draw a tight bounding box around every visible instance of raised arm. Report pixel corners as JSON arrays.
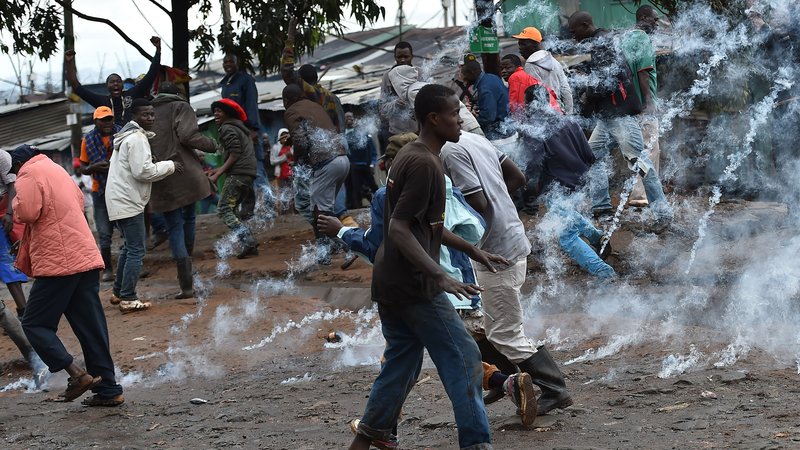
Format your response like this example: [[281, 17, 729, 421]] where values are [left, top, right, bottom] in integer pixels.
[[64, 50, 109, 107], [281, 17, 300, 86], [129, 37, 162, 99]]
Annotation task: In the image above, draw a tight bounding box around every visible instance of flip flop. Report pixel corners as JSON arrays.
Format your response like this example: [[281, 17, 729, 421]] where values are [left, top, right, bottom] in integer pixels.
[[119, 300, 151, 314], [82, 394, 125, 407]]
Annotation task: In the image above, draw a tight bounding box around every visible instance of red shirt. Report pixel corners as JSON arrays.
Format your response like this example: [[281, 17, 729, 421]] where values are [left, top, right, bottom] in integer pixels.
[[508, 67, 562, 115], [278, 145, 293, 179]]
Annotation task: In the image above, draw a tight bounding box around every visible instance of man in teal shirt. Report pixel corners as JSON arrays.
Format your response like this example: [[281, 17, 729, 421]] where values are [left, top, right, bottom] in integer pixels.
[[623, 5, 661, 207]]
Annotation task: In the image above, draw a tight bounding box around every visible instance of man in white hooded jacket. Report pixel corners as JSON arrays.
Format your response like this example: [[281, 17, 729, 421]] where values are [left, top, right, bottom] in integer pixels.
[[513, 27, 574, 114], [105, 98, 181, 313], [384, 65, 485, 137]]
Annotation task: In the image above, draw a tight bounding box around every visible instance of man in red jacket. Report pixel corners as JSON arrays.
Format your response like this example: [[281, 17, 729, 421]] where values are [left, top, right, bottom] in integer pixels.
[[11, 145, 124, 407]]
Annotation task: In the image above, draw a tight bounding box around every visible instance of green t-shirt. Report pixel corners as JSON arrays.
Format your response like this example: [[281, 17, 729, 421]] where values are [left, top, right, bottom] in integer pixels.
[[621, 29, 657, 105]]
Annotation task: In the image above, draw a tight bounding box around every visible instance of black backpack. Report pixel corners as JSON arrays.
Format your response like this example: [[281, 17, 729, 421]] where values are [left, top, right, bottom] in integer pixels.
[[579, 32, 643, 118]]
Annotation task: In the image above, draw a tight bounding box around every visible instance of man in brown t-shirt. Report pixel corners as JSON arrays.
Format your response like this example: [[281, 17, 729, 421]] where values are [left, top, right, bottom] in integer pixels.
[[350, 84, 505, 450]]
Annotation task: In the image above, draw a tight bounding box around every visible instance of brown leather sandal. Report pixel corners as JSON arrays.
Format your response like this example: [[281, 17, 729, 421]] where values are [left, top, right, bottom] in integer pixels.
[[53, 373, 102, 402], [82, 394, 125, 407]]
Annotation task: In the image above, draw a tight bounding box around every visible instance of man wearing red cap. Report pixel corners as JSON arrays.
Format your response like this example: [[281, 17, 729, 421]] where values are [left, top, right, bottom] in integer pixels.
[[209, 98, 260, 258], [513, 26, 574, 114], [79, 106, 121, 282]]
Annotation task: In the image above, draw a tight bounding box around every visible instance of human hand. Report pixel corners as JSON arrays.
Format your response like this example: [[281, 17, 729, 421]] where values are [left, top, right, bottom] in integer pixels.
[[316, 214, 344, 237], [151, 36, 161, 50], [65, 49, 76, 63], [207, 169, 220, 183], [91, 161, 110, 173], [173, 161, 184, 174], [2, 214, 13, 234], [469, 249, 510, 273], [436, 273, 483, 300]]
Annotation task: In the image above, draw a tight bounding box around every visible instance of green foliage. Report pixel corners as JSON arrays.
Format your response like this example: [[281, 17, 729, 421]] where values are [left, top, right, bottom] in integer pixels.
[[191, 0, 384, 75], [0, 1, 63, 59], [1, 0, 383, 76]]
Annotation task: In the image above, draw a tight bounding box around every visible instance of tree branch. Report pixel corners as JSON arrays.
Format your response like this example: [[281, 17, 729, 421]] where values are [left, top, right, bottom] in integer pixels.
[[55, 0, 153, 60], [147, 0, 171, 16]]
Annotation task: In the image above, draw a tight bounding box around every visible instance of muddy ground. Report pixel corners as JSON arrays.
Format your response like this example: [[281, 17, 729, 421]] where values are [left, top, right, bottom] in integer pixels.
[[1, 199, 799, 449]]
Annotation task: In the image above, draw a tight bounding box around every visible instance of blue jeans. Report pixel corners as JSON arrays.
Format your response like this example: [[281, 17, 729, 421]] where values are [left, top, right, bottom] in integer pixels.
[[162, 204, 196, 260], [358, 293, 492, 450], [589, 115, 671, 218], [553, 206, 615, 278], [150, 212, 168, 236], [113, 213, 146, 299], [92, 192, 113, 250]]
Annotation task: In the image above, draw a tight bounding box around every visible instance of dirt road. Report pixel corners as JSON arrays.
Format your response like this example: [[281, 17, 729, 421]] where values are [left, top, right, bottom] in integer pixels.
[[1, 202, 799, 449]]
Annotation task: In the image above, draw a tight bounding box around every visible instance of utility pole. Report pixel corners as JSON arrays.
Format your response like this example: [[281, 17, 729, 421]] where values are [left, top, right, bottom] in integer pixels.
[[442, 0, 450, 27], [63, 0, 82, 159], [453, 0, 457, 26], [397, 0, 404, 41], [171, 0, 190, 99]]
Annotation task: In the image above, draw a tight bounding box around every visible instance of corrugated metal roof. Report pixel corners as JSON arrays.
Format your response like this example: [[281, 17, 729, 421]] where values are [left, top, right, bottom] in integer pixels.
[[0, 99, 71, 148]]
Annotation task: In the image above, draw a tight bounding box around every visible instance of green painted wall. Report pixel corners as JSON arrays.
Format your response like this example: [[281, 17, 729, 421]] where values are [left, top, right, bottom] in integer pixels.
[[502, 0, 637, 37]]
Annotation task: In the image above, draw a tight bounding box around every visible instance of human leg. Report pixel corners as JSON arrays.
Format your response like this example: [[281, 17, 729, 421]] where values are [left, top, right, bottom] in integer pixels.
[[182, 204, 197, 256], [629, 116, 660, 205], [163, 206, 194, 298], [355, 303, 426, 447], [116, 213, 146, 299], [588, 120, 615, 214], [557, 210, 615, 279], [93, 192, 114, 281], [292, 165, 314, 225], [476, 259, 537, 363], [404, 294, 492, 448], [64, 269, 123, 400], [612, 116, 671, 219]]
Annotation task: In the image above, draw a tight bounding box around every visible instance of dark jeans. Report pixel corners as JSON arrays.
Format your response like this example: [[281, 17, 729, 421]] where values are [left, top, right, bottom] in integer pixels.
[[150, 212, 168, 236], [92, 192, 113, 251], [163, 204, 196, 260], [346, 164, 378, 208], [21, 269, 123, 398], [358, 293, 492, 450], [113, 213, 146, 299]]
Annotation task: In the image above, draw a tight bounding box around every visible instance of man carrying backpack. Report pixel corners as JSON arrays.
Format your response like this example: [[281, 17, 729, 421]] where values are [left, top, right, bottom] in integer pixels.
[[568, 11, 672, 227]]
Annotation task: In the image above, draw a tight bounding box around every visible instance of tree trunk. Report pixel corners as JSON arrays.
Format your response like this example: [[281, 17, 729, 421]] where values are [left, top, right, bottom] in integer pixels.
[[171, 0, 191, 99]]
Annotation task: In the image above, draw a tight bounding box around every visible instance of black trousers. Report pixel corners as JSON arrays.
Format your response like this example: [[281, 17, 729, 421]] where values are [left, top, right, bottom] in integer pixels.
[[346, 164, 378, 209], [22, 269, 123, 398]]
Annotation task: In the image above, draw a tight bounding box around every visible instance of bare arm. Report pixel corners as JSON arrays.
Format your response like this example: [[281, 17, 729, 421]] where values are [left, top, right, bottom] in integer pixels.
[[389, 218, 482, 299], [464, 191, 489, 217], [638, 69, 654, 113], [442, 228, 509, 272], [501, 157, 526, 196], [64, 50, 80, 89]]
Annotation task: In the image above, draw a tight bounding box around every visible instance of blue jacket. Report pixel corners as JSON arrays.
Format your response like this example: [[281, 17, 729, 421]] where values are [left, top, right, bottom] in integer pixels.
[[220, 71, 264, 160], [345, 129, 378, 166], [474, 72, 509, 139], [338, 176, 486, 309]]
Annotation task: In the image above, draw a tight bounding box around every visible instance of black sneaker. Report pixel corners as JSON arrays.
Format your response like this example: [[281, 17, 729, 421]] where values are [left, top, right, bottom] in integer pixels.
[[592, 208, 613, 219], [594, 236, 612, 261], [237, 243, 259, 259]]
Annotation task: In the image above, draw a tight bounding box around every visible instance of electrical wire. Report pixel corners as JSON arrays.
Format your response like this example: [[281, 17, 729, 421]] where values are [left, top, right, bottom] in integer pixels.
[[130, 0, 173, 50]]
